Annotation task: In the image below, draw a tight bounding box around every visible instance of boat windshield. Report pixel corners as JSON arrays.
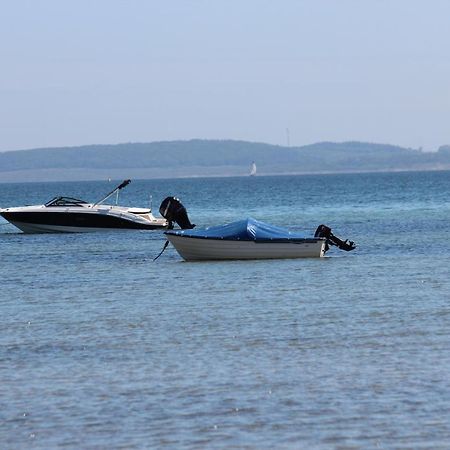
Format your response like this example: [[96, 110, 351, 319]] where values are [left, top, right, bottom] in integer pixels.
[[45, 196, 89, 207]]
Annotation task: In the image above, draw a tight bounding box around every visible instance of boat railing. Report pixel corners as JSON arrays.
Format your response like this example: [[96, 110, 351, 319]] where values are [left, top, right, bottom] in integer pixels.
[[45, 197, 89, 207]]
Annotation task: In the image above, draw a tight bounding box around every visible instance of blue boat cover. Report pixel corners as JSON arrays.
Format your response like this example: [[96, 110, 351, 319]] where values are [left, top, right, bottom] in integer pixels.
[[165, 218, 309, 241]]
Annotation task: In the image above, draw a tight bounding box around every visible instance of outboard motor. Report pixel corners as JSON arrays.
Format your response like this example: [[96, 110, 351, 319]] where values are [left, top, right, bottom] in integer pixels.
[[159, 197, 195, 229], [314, 224, 356, 253]]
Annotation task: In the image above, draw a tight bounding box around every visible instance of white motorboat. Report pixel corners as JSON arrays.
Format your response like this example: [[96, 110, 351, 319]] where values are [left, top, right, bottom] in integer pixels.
[[164, 218, 355, 261], [0, 180, 170, 233]]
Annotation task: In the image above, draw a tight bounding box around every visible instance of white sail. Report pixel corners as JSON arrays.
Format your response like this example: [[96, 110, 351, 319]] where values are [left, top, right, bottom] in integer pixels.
[[250, 162, 257, 176]]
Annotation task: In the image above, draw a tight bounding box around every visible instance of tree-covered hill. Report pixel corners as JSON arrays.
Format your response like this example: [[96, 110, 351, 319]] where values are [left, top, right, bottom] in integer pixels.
[[0, 140, 449, 182]]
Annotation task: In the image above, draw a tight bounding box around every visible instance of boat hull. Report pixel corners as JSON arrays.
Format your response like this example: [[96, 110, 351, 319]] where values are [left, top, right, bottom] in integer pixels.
[[0, 211, 167, 233], [166, 234, 327, 261]]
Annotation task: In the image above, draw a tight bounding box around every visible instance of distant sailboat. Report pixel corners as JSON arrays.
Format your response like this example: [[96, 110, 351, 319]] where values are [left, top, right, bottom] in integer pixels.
[[250, 161, 257, 176]]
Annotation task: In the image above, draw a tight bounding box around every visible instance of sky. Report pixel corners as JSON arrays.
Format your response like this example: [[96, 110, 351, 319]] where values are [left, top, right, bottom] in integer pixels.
[[1, 0, 450, 152]]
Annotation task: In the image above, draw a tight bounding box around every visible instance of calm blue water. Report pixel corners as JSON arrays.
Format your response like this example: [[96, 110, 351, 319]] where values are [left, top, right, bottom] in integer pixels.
[[1, 171, 449, 449]]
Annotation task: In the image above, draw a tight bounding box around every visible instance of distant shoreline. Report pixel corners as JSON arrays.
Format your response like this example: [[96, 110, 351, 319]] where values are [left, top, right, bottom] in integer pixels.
[[1, 166, 449, 185]]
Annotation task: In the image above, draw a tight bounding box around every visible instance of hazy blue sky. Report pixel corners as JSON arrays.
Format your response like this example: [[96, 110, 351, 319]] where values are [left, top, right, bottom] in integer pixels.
[[1, 0, 449, 152]]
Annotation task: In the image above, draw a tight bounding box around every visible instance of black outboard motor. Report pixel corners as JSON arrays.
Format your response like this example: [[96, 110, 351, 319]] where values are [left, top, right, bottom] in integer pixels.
[[314, 224, 356, 253], [159, 197, 195, 230]]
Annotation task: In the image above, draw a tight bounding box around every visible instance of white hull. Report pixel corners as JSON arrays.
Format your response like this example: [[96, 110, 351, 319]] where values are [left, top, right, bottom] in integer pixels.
[[0, 205, 168, 233], [0, 179, 172, 233], [166, 234, 327, 261]]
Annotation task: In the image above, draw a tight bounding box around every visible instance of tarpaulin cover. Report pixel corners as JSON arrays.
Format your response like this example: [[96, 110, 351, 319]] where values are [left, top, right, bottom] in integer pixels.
[[165, 218, 308, 241]]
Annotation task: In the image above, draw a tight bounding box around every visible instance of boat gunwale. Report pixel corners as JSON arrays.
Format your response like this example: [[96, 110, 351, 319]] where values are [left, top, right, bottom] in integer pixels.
[[165, 231, 324, 244]]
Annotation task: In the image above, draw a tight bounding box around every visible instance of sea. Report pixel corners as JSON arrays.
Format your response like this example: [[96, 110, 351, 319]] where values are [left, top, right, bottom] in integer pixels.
[[1, 171, 449, 449]]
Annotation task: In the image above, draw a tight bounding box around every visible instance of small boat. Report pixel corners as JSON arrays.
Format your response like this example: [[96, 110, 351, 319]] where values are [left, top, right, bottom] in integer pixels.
[[165, 218, 355, 261], [0, 180, 172, 233]]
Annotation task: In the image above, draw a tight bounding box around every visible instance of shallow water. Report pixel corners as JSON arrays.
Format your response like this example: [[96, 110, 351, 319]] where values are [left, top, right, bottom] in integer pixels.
[[1, 171, 449, 448]]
